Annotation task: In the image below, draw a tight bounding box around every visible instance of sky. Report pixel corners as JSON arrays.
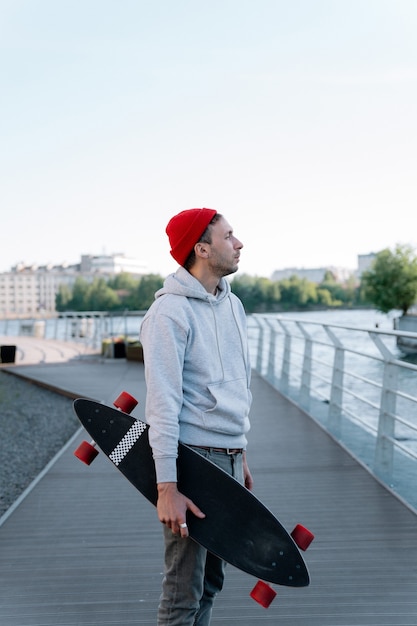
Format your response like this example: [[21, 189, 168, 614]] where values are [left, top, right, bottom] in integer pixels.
[[1, 0, 417, 278]]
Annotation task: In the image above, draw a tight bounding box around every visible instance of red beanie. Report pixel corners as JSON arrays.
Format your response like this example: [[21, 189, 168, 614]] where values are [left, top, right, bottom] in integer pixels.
[[166, 208, 217, 266]]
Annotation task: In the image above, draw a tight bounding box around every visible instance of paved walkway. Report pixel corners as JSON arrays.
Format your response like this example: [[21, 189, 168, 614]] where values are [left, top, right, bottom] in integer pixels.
[[1, 339, 417, 625], [0, 335, 99, 366]]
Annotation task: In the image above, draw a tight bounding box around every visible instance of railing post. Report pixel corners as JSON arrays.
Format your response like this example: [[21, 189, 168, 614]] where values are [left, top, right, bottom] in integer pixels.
[[369, 332, 398, 483], [64, 314, 69, 341], [264, 319, 278, 388], [251, 316, 265, 375], [277, 320, 291, 396], [323, 326, 345, 438], [374, 362, 398, 482], [296, 322, 313, 411]]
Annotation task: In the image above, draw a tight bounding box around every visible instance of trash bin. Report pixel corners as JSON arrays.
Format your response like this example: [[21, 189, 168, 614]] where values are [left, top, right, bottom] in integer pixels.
[[0, 345, 16, 363], [113, 341, 126, 359]]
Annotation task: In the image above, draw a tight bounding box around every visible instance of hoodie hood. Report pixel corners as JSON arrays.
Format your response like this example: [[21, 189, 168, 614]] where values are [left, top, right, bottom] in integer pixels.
[[155, 266, 231, 304]]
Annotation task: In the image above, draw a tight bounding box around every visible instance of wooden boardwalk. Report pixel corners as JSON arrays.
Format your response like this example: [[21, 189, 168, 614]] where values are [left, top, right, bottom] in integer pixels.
[[1, 356, 417, 625]]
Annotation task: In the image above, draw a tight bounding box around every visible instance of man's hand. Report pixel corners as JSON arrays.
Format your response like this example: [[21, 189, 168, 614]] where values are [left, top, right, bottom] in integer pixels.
[[157, 482, 206, 538], [243, 452, 254, 491]]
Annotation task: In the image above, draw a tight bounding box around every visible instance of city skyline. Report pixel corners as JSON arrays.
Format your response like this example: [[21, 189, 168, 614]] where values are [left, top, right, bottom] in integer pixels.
[[1, 1, 416, 278], [2, 249, 373, 279]]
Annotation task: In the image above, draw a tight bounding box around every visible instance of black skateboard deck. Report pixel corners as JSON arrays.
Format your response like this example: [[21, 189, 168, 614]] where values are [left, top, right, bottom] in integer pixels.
[[73, 397, 310, 588]]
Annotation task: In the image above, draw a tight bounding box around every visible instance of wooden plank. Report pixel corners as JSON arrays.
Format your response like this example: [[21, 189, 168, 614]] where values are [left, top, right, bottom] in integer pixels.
[[0, 365, 417, 625]]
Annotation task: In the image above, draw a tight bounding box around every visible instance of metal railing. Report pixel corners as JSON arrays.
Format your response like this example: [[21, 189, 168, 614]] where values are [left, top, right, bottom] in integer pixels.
[[0, 311, 147, 349], [248, 314, 417, 512], [3, 310, 417, 511]]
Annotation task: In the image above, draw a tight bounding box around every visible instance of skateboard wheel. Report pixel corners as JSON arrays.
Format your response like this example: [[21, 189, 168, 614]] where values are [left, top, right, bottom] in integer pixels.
[[250, 580, 277, 608], [113, 391, 138, 414], [291, 524, 315, 551], [74, 440, 99, 465]]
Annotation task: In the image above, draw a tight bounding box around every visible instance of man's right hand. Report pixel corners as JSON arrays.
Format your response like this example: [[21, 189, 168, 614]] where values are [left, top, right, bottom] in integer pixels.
[[157, 482, 206, 538]]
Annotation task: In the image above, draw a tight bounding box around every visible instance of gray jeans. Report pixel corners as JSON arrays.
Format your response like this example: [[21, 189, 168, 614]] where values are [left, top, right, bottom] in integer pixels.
[[157, 448, 244, 626]]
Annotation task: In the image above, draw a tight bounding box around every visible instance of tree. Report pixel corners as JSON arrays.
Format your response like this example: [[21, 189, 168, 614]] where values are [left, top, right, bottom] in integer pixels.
[[316, 288, 333, 307], [231, 274, 281, 313], [107, 272, 138, 291], [362, 244, 417, 314], [230, 274, 258, 312], [86, 278, 121, 311], [319, 271, 344, 305], [279, 276, 318, 309], [130, 274, 164, 309], [69, 277, 90, 311], [55, 283, 72, 311]]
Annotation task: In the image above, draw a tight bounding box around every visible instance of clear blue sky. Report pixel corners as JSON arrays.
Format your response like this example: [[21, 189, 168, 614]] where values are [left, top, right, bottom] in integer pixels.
[[1, 0, 416, 277]]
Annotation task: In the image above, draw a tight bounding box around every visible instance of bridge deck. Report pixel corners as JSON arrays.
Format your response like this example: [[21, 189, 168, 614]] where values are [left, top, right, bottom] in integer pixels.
[[1, 350, 416, 625]]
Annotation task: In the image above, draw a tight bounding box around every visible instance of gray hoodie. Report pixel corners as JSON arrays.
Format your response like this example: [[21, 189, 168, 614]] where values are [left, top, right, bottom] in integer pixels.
[[139, 267, 252, 483]]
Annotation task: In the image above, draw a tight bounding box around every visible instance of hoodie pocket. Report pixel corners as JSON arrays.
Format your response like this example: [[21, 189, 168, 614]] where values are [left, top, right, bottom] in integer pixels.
[[204, 379, 251, 434]]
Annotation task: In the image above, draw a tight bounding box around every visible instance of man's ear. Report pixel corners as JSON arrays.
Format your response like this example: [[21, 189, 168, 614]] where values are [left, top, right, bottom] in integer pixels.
[[195, 242, 210, 258]]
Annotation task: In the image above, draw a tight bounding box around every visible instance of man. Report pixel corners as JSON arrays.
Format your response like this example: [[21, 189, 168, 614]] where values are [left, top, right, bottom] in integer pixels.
[[139, 208, 253, 625]]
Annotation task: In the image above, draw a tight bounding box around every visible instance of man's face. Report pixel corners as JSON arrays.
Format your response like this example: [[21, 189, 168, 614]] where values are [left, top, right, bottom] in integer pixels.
[[206, 216, 243, 277]]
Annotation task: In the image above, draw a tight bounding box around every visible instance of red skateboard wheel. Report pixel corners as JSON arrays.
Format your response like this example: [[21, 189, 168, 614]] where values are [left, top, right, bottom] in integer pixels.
[[74, 440, 99, 465], [113, 391, 138, 414], [250, 580, 277, 608], [291, 524, 315, 551]]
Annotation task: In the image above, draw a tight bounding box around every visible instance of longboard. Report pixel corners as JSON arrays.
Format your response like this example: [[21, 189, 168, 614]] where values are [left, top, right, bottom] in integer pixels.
[[73, 394, 312, 592]]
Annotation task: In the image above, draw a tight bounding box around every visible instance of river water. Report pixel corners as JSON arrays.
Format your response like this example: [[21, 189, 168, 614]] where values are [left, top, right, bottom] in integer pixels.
[[276, 308, 400, 330]]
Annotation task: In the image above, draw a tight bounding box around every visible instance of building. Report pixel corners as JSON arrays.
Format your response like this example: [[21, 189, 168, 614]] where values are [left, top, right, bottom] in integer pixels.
[[357, 253, 377, 277], [0, 254, 147, 317], [80, 254, 147, 275], [270, 252, 381, 285], [271, 265, 354, 284]]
